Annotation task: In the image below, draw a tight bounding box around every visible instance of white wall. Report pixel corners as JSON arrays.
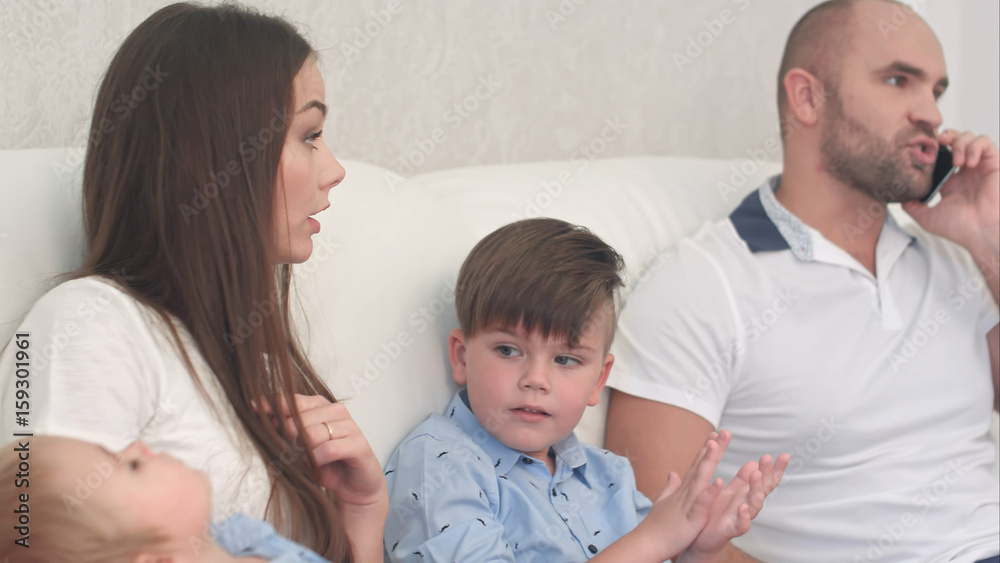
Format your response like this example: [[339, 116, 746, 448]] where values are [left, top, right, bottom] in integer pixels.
[[0, 0, 996, 172], [918, 0, 1000, 145]]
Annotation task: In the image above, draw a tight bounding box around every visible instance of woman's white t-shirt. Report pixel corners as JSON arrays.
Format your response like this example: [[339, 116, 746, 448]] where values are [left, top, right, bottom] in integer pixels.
[[0, 277, 270, 520]]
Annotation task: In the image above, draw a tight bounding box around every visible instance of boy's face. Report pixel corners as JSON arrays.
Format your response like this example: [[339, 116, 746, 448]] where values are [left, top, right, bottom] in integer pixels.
[[51, 437, 211, 545], [449, 310, 614, 462]]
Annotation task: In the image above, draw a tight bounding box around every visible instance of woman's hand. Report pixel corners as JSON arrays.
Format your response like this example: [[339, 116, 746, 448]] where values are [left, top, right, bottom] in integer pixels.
[[262, 394, 389, 562]]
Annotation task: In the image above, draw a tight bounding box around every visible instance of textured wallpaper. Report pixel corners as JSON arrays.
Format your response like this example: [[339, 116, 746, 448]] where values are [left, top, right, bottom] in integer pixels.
[[1, 0, 996, 175]]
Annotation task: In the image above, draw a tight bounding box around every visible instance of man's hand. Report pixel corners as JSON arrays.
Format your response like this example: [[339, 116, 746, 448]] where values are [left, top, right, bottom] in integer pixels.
[[903, 130, 1000, 258]]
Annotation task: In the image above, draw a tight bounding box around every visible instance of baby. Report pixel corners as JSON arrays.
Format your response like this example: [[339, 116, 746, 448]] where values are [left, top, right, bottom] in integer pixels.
[[383, 218, 789, 562], [0, 435, 330, 563]]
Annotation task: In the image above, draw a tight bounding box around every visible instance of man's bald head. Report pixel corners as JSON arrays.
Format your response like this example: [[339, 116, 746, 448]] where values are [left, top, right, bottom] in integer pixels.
[[777, 0, 914, 120]]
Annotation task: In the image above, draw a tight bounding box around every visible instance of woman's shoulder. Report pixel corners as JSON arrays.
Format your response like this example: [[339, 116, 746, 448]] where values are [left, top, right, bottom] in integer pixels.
[[34, 275, 135, 309], [20, 275, 173, 364], [30, 275, 153, 326]]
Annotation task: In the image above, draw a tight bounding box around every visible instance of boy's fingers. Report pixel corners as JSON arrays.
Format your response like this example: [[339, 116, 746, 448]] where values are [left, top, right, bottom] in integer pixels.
[[734, 459, 759, 484], [692, 478, 724, 516], [746, 471, 765, 516], [687, 440, 711, 474], [769, 453, 790, 487], [715, 429, 732, 451], [734, 503, 753, 537], [658, 471, 682, 501]]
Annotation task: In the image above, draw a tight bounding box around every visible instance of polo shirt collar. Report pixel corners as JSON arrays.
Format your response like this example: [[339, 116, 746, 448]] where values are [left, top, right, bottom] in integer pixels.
[[449, 389, 588, 476], [731, 175, 915, 270]]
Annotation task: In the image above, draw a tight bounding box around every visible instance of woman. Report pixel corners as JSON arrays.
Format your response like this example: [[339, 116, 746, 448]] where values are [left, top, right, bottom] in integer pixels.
[[0, 3, 385, 561]]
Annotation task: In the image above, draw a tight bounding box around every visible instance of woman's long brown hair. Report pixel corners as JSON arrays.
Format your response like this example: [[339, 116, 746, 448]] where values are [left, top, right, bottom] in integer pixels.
[[75, 3, 348, 559]]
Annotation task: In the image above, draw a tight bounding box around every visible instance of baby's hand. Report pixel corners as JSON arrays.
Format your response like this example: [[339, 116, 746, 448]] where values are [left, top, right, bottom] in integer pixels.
[[633, 431, 732, 559], [682, 451, 790, 561]]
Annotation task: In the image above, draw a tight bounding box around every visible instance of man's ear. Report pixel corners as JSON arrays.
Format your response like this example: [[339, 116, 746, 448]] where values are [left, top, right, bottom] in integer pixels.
[[449, 328, 469, 386], [783, 68, 827, 126], [587, 352, 614, 407]]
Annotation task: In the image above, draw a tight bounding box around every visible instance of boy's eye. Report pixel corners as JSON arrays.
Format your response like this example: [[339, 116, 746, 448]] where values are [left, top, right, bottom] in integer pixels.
[[496, 345, 518, 357], [885, 76, 906, 87], [129, 459, 140, 470], [554, 355, 579, 366]]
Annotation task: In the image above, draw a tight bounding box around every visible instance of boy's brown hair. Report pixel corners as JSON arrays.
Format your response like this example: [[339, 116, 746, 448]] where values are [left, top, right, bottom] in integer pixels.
[[455, 218, 625, 351]]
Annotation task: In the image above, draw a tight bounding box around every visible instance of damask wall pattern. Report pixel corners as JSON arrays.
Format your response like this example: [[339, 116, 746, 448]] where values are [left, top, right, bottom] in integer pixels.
[[1, 0, 996, 176]]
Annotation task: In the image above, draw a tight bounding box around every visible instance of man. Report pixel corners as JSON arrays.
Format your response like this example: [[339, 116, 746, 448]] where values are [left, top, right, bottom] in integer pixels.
[[605, 1, 1000, 561]]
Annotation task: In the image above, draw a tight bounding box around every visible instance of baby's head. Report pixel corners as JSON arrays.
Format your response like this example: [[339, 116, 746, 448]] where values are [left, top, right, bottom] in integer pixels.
[[450, 218, 625, 463], [0, 436, 213, 563]]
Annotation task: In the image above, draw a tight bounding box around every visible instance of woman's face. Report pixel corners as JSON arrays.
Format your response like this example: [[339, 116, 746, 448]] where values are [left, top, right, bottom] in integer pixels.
[[272, 58, 345, 264]]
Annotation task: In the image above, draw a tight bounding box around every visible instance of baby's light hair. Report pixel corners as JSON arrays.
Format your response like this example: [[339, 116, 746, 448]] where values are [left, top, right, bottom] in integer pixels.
[[0, 437, 168, 563]]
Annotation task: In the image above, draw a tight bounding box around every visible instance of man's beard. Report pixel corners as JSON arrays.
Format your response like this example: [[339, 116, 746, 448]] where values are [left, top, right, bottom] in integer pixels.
[[819, 92, 934, 203]]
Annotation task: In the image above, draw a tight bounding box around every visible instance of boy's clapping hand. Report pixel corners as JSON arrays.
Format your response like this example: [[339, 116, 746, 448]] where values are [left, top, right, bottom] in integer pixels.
[[619, 430, 788, 563], [627, 431, 731, 560], [682, 447, 790, 562]]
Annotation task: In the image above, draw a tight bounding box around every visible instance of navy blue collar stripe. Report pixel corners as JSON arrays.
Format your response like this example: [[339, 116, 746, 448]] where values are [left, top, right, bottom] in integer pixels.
[[729, 189, 789, 253]]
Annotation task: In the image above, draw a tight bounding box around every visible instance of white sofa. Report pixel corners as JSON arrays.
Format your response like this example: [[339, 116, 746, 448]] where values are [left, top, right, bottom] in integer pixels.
[[1, 148, 784, 461], [4, 148, 998, 467]]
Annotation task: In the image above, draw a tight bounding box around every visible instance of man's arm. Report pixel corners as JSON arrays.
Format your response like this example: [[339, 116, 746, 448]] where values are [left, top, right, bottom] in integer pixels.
[[902, 131, 1000, 411], [989, 325, 999, 412], [968, 233, 999, 411], [605, 390, 760, 563]]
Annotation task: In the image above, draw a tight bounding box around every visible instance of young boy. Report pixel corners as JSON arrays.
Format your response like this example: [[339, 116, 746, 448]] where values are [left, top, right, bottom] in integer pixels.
[[383, 218, 788, 562], [0, 435, 331, 562]]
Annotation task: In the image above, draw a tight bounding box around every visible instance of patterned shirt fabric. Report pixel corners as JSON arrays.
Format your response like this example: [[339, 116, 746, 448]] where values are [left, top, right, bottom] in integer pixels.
[[213, 513, 332, 563], [383, 389, 653, 562]]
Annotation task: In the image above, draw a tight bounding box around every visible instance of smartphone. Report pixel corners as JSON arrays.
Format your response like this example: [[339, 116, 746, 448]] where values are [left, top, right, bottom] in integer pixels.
[[921, 145, 959, 205]]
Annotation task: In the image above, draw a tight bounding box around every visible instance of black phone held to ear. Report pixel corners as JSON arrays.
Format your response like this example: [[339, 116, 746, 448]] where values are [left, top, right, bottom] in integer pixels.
[[921, 145, 959, 205]]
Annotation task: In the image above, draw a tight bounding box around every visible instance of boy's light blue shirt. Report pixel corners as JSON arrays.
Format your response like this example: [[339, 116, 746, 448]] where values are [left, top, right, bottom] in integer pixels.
[[213, 513, 332, 562], [384, 389, 652, 562]]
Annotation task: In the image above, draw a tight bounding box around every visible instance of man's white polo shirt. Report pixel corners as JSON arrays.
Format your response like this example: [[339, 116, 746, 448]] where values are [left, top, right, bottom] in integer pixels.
[[609, 176, 1000, 562]]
